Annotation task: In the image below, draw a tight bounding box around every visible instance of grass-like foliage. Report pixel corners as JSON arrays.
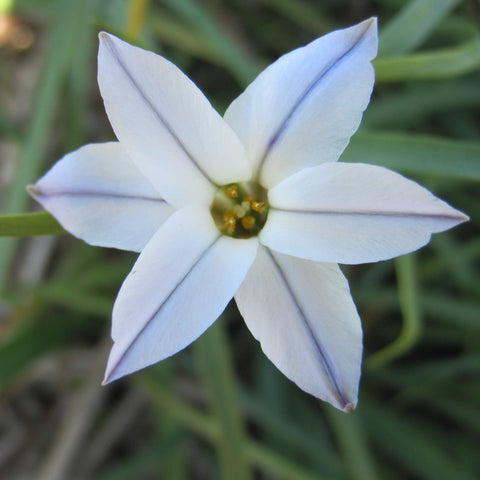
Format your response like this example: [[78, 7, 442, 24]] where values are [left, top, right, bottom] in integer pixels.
[[0, 0, 478, 479]]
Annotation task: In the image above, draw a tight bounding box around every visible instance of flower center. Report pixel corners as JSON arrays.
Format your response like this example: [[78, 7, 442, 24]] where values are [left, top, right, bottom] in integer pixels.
[[210, 182, 269, 239]]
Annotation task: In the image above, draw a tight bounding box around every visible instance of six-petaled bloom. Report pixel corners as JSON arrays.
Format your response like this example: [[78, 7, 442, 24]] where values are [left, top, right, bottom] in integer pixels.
[[28, 18, 468, 412]]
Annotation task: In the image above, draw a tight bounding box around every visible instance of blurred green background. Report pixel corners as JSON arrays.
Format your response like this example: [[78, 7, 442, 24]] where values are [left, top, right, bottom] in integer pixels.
[[0, 0, 479, 479]]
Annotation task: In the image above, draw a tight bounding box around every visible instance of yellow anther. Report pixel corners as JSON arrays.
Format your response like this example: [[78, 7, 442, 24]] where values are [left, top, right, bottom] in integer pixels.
[[241, 216, 255, 229], [223, 210, 237, 232], [224, 185, 238, 198], [250, 201, 264, 213], [211, 181, 269, 239]]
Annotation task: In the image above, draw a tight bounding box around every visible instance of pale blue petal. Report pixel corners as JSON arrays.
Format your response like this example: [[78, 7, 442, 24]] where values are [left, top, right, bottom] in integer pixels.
[[29, 142, 173, 252]]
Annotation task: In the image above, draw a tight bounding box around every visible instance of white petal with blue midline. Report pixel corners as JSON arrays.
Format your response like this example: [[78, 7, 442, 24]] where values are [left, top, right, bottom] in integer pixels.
[[28, 142, 173, 252], [104, 206, 258, 383], [98, 33, 251, 208], [224, 18, 377, 188], [261, 162, 468, 264], [235, 246, 362, 412]]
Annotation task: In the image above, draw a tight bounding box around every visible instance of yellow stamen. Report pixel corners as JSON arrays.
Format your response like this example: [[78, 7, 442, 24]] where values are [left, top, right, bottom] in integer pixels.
[[242, 216, 255, 229], [250, 200, 264, 213], [223, 210, 237, 232], [224, 185, 238, 198]]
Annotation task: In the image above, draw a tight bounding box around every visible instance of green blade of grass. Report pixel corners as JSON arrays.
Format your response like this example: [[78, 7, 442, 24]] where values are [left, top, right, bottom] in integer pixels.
[[0, 212, 65, 237], [140, 374, 326, 480], [324, 407, 380, 480], [241, 389, 345, 478], [126, 0, 151, 40], [343, 131, 480, 181], [363, 79, 480, 128], [259, 0, 331, 34], [194, 320, 252, 480], [92, 436, 182, 480], [0, 0, 96, 290], [0, 308, 98, 387], [148, 12, 222, 63], [367, 255, 421, 368], [375, 36, 480, 81], [379, 0, 460, 56], [360, 400, 477, 480], [161, 0, 263, 86]]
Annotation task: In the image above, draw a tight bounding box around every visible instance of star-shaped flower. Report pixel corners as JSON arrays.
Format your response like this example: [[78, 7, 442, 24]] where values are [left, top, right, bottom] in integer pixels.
[[28, 18, 467, 411]]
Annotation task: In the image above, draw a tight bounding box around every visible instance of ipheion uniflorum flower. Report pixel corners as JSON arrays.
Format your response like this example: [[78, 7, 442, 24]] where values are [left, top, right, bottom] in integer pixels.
[[28, 18, 468, 412]]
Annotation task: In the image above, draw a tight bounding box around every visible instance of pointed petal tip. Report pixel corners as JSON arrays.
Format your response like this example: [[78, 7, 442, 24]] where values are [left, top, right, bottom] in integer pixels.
[[98, 31, 117, 50], [26, 184, 38, 195], [98, 31, 110, 42], [102, 368, 118, 386], [443, 205, 469, 226], [342, 401, 357, 413], [359, 16, 378, 50], [364, 16, 378, 28], [352, 17, 377, 37]]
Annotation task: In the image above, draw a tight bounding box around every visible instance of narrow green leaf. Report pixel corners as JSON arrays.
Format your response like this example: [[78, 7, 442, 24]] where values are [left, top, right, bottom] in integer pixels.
[[126, 0, 151, 40], [140, 375, 326, 480], [367, 255, 421, 368], [324, 407, 380, 480], [0, 111, 20, 139], [259, 0, 331, 34], [360, 401, 476, 480], [161, 0, 263, 86], [0, 0, 97, 290], [241, 389, 345, 478], [194, 320, 252, 480], [344, 131, 480, 181], [0, 212, 66, 237], [37, 284, 113, 316], [149, 365, 187, 480], [356, 288, 480, 330], [375, 37, 480, 82], [148, 13, 222, 63], [363, 79, 480, 128], [0, 309, 96, 386], [379, 0, 460, 56], [93, 437, 181, 480], [427, 396, 480, 435]]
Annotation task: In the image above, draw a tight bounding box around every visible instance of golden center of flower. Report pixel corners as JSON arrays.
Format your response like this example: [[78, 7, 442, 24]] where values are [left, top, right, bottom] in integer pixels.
[[210, 182, 269, 239]]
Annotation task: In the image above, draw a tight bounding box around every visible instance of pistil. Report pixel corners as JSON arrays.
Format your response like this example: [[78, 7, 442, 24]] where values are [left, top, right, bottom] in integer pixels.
[[210, 181, 269, 239]]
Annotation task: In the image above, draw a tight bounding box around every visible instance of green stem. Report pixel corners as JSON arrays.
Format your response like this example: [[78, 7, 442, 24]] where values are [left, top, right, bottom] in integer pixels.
[[0, 0, 96, 290], [367, 254, 422, 368], [0, 212, 66, 237], [139, 375, 324, 480], [324, 407, 380, 480], [375, 36, 480, 82], [194, 320, 253, 480]]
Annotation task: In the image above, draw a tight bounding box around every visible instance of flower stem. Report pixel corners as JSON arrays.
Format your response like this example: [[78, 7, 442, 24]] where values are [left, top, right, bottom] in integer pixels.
[[0, 212, 66, 237], [139, 374, 324, 480], [367, 254, 422, 368], [194, 319, 253, 480]]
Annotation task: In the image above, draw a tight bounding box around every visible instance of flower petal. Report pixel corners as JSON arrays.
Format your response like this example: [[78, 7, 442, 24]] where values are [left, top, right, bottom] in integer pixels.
[[104, 206, 258, 383], [98, 33, 251, 208], [235, 246, 362, 411], [261, 162, 468, 264], [28, 142, 173, 252], [224, 18, 377, 188]]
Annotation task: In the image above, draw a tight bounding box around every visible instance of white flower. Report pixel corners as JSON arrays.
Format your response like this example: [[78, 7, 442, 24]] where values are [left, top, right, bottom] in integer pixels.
[[28, 18, 467, 412]]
